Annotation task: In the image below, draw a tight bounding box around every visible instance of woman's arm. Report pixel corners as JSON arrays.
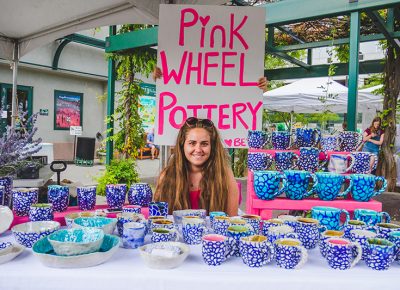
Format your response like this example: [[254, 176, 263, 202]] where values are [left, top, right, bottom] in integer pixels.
[[368, 133, 385, 146], [226, 168, 239, 216], [363, 130, 373, 142]]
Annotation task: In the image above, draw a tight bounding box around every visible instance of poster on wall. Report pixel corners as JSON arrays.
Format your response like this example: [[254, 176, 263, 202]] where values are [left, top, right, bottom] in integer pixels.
[[54, 90, 83, 130], [139, 83, 156, 133], [155, 4, 266, 147]]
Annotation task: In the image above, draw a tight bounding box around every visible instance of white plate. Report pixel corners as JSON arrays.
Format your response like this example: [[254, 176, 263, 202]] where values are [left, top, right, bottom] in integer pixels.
[[0, 244, 24, 264], [0, 206, 13, 235]]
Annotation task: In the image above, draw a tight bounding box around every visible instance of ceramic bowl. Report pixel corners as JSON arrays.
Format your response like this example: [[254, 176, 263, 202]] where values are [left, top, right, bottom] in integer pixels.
[[0, 242, 13, 255], [138, 242, 190, 269], [11, 221, 60, 248], [173, 209, 207, 224], [32, 234, 120, 268], [72, 217, 117, 235], [64, 211, 96, 228], [48, 228, 105, 256], [0, 243, 24, 265], [0, 205, 13, 235]]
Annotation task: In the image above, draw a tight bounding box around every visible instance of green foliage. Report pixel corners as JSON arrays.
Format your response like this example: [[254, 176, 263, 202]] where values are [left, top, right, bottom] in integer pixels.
[[233, 149, 248, 178], [96, 158, 140, 196]]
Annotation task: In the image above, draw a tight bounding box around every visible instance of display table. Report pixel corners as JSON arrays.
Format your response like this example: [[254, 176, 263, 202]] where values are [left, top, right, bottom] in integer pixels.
[[249, 148, 351, 160], [0, 231, 398, 290]]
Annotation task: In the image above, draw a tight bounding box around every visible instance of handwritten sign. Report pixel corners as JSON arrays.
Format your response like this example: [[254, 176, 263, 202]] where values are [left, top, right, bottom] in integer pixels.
[[155, 4, 265, 147], [70, 126, 82, 136]]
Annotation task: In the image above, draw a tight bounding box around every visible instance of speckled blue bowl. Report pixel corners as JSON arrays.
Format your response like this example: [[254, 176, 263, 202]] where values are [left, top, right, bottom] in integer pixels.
[[11, 221, 60, 248]]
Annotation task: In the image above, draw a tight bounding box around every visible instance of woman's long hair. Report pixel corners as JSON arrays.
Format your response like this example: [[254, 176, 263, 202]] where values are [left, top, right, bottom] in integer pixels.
[[154, 119, 230, 214], [369, 116, 382, 133]]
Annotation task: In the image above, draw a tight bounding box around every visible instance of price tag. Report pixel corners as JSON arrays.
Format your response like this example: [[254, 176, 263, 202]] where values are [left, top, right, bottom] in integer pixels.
[[70, 126, 82, 136]]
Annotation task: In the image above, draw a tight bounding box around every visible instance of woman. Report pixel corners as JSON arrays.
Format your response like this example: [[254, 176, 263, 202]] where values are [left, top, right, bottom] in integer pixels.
[[362, 116, 384, 172], [154, 117, 239, 216]]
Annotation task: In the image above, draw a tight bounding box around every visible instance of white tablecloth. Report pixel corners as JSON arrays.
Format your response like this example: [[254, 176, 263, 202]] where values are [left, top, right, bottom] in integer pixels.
[[0, 231, 399, 290]]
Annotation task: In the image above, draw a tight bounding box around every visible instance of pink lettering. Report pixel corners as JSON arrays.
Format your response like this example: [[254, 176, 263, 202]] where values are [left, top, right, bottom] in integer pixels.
[[158, 91, 177, 134], [210, 25, 226, 48], [229, 14, 249, 50], [232, 103, 248, 129], [169, 106, 187, 128], [239, 53, 257, 86], [247, 101, 263, 129], [204, 52, 219, 86], [187, 105, 202, 117], [218, 104, 230, 129], [203, 104, 218, 119], [160, 50, 187, 85], [221, 52, 237, 86], [186, 52, 202, 84], [179, 8, 198, 46]]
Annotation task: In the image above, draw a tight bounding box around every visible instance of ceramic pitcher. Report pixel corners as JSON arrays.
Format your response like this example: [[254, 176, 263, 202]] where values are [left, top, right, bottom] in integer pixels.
[[338, 131, 362, 152], [296, 147, 328, 173], [351, 174, 387, 201], [295, 128, 321, 148], [247, 130, 270, 149], [271, 131, 291, 150]]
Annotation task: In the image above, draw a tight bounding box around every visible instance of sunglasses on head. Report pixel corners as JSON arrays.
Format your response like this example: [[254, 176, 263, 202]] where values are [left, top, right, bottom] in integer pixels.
[[185, 117, 214, 128]]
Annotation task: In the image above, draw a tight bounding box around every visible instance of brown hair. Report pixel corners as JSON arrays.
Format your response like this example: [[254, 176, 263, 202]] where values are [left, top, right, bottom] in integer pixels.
[[154, 118, 230, 214], [369, 116, 381, 133]]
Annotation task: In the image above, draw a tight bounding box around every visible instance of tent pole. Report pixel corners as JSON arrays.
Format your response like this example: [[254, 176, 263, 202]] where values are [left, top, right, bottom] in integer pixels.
[[289, 111, 293, 147], [11, 41, 19, 128]]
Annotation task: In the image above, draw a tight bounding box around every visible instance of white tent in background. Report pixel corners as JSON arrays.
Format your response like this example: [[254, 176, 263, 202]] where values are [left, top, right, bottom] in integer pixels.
[[359, 85, 384, 130]]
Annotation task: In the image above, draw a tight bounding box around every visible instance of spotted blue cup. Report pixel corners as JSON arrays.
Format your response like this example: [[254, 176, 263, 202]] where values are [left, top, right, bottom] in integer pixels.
[[274, 238, 308, 269], [149, 201, 168, 217], [241, 214, 261, 235], [128, 183, 153, 207], [253, 170, 287, 200], [313, 172, 352, 201], [351, 174, 387, 201], [182, 217, 208, 245], [375, 223, 400, 239], [321, 135, 341, 152], [275, 152, 298, 171], [354, 208, 391, 226], [76, 186, 97, 211], [271, 131, 291, 150], [122, 222, 146, 249], [212, 216, 230, 236], [209, 211, 227, 229], [247, 130, 270, 149], [239, 235, 275, 267], [227, 225, 253, 257], [296, 147, 327, 173], [294, 218, 323, 250], [295, 128, 321, 148], [339, 131, 362, 152], [151, 228, 179, 243], [105, 184, 126, 209], [311, 206, 350, 231], [202, 234, 232, 266], [48, 185, 69, 212], [319, 230, 345, 258], [248, 152, 274, 171], [349, 229, 377, 260], [388, 231, 400, 262], [29, 203, 53, 221], [349, 152, 377, 174], [284, 170, 317, 200], [325, 238, 362, 270], [261, 219, 284, 236], [12, 188, 39, 216], [343, 220, 368, 238], [0, 177, 13, 207], [365, 238, 396, 270]]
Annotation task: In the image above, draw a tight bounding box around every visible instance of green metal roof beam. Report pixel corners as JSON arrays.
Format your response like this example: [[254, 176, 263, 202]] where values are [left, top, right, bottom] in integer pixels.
[[105, 27, 158, 53], [261, 0, 400, 26], [366, 11, 400, 49], [276, 26, 305, 44], [52, 39, 72, 70], [268, 50, 310, 69], [63, 34, 105, 49]]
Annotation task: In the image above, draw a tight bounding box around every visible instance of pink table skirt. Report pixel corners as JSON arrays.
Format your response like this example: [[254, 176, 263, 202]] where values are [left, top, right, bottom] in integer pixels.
[[9, 204, 149, 229], [248, 149, 351, 160]]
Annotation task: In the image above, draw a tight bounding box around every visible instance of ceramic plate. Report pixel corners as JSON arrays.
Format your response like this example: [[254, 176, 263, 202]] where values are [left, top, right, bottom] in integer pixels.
[[32, 234, 120, 268], [0, 244, 24, 264], [0, 206, 13, 235]]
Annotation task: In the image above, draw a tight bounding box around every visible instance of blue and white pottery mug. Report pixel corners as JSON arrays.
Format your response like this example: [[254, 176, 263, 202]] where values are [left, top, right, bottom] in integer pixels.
[[0, 186, 5, 206], [122, 222, 146, 249], [354, 209, 391, 226], [351, 174, 387, 201], [150, 218, 176, 232], [151, 228, 179, 243], [0, 177, 13, 207], [275, 151, 298, 171], [339, 131, 362, 152], [239, 235, 275, 267], [247, 130, 270, 149], [284, 170, 317, 200], [295, 128, 321, 148], [364, 238, 396, 270], [122, 205, 142, 214], [241, 214, 261, 235], [311, 206, 350, 231], [209, 211, 227, 229], [319, 230, 345, 258], [261, 218, 284, 236], [267, 225, 297, 244], [149, 201, 168, 217], [274, 238, 308, 269], [48, 185, 69, 212], [325, 238, 362, 270], [349, 229, 377, 260], [253, 170, 287, 200], [127, 183, 153, 207], [277, 215, 298, 229], [296, 147, 327, 173], [375, 223, 400, 239], [202, 234, 232, 266], [388, 231, 400, 262], [28, 203, 53, 221], [271, 131, 291, 150], [321, 135, 341, 152], [117, 212, 145, 236], [212, 216, 231, 236], [349, 152, 376, 174], [343, 220, 368, 238], [105, 184, 126, 209], [182, 217, 208, 245], [227, 225, 253, 257], [313, 172, 352, 201], [12, 188, 39, 216], [294, 217, 322, 250], [247, 152, 274, 171], [76, 186, 97, 211]]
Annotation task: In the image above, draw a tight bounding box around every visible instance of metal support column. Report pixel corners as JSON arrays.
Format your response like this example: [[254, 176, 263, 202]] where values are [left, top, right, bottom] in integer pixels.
[[11, 42, 19, 128], [106, 26, 116, 165], [347, 12, 360, 131]]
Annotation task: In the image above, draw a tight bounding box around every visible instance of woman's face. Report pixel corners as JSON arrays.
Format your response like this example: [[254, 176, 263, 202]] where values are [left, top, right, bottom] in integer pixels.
[[373, 120, 380, 129], [183, 128, 211, 168]]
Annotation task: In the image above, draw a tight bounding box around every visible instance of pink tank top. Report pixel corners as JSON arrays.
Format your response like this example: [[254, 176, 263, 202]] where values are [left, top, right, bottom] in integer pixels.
[[189, 190, 201, 209]]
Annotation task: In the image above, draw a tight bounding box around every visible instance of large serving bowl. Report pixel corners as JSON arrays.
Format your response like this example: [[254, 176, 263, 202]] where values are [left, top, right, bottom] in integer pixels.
[[48, 228, 104, 256], [11, 221, 60, 248], [0, 205, 13, 235], [73, 217, 117, 235], [138, 242, 190, 269]]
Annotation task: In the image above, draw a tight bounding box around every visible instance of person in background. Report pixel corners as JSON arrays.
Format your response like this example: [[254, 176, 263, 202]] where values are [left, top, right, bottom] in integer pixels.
[[269, 124, 277, 132], [362, 116, 385, 172], [146, 128, 159, 160]]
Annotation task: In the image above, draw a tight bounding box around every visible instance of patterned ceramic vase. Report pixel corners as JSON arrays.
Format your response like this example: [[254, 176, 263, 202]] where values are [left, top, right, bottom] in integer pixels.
[[271, 131, 291, 150], [351, 174, 387, 201], [311, 206, 350, 231], [348, 152, 377, 174], [127, 183, 153, 207], [343, 220, 368, 239], [12, 188, 39, 216], [294, 218, 321, 250], [202, 234, 232, 266], [105, 184, 126, 209], [325, 238, 362, 270], [253, 170, 287, 200], [247, 152, 274, 171], [149, 201, 168, 217], [313, 172, 352, 201], [388, 231, 400, 262], [275, 152, 298, 171], [76, 186, 97, 211], [239, 235, 275, 267], [247, 130, 270, 149], [349, 229, 377, 260], [0, 177, 13, 207], [321, 135, 341, 152], [295, 128, 321, 148], [319, 230, 345, 258], [47, 185, 69, 212], [339, 131, 362, 152], [28, 203, 54, 221], [354, 209, 391, 226], [296, 147, 327, 173], [364, 238, 396, 270], [151, 228, 179, 243], [182, 217, 208, 245], [283, 170, 317, 200], [274, 238, 308, 269]]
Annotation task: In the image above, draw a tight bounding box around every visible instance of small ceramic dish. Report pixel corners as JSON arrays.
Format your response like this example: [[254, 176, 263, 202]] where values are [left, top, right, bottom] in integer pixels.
[[32, 234, 120, 268], [138, 242, 190, 269], [64, 212, 96, 228], [11, 221, 60, 248], [173, 209, 207, 224], [0, 205, 13, 235], [0, 242, 13, 255], [0, 243, 24, 265], [48, 228, 105, 256], [73, 217, 117, 235]]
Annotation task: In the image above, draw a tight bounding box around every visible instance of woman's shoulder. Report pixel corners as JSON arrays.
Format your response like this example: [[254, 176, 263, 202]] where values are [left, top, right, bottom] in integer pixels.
[[364, 128, 371, 134]]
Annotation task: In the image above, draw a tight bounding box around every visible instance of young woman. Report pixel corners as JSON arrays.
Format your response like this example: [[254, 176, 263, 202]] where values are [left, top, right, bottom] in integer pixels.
[[362, 116, 385, 172]]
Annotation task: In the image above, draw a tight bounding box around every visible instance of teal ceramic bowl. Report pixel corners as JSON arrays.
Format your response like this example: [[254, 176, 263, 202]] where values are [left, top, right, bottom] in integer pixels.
[[72, 217, 117, 235], [48, 228, 104, 256]]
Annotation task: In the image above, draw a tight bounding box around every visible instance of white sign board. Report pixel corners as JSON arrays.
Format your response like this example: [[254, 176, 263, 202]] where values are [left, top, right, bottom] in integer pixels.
[[1, 111, 7, 118], [70, 126, 82, 136], [155, 4, 265, 148]]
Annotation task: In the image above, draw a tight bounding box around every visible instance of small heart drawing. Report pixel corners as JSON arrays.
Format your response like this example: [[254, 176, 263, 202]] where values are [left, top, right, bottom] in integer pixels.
[[224, 139, 233, 147], [199, 15, 210, 27]]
